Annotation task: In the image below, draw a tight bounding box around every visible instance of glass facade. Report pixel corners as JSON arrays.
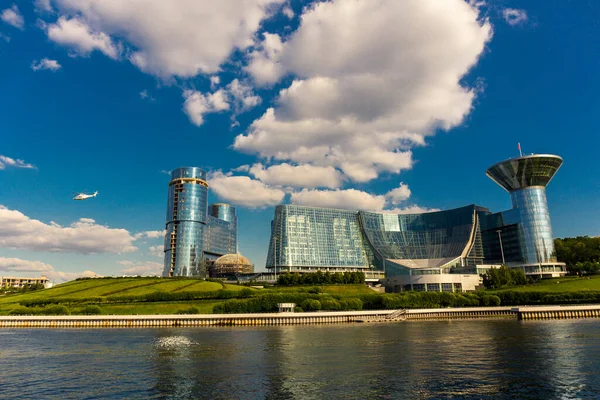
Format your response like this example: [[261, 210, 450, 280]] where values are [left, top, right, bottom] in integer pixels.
[[359, 205, 485, 264], [263, 153, 565, 285], [485, 154, 562, 267], [163, 168, 237, 278], [266, 204, 487, 275], [265, 205, 371, 272], [510, 187, 556, 264]]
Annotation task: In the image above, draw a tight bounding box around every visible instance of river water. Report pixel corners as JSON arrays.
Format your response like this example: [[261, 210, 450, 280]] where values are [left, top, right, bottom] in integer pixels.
[[1, 319, 599, 399]]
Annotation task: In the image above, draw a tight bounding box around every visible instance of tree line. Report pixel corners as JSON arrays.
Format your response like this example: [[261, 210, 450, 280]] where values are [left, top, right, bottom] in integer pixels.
[[555, 236, 600, 275], [277, 271, 365, 285]]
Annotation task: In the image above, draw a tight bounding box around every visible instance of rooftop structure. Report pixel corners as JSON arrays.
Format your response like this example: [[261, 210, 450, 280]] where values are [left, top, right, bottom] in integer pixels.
[[209, 253, 254, 278], [485, 155, 563, 267]]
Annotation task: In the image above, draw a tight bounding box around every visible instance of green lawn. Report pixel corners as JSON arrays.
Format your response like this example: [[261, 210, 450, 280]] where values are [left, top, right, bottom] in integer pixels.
[[115, 280, 222, 296], [86, 300, 221, 315], [489, 275, 600, 293], [0, 278, 380, 315]]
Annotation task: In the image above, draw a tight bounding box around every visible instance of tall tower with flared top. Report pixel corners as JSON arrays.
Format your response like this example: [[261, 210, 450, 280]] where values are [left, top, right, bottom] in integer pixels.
[[486, 154, 563, 265]]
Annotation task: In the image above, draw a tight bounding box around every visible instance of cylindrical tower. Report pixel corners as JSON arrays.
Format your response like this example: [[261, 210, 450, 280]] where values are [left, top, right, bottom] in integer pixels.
[[210, 203, 236, 223], [209, 203, 238, 253], [486, 155, 562, 264], [163, 167, 209, 277]]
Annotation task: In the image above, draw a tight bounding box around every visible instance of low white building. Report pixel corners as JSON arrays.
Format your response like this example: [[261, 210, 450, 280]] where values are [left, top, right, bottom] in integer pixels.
[[0, 275, 52, 289]]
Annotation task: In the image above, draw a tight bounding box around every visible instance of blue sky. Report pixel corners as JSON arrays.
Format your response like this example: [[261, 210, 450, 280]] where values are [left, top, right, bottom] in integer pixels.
[[1, 0, 599, 281]]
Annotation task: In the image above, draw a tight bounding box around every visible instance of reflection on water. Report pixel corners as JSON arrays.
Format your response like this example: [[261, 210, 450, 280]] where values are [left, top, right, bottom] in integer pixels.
[[0, 320, 599, 399]]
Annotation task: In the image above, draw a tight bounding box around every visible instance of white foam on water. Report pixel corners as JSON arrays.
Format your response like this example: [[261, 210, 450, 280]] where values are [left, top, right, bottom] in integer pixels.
[[154, 336, 197, 349]]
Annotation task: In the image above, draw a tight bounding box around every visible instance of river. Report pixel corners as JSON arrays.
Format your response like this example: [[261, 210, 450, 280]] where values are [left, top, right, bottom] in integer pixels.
[[1, 319, 599, 399]]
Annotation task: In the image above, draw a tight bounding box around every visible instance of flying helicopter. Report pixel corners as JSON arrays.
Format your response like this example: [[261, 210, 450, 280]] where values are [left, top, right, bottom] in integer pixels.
[[73, 191, 98, 201]]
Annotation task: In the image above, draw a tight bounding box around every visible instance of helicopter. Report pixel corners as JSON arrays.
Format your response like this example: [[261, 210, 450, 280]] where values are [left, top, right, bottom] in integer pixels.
[[73, 191, 98, 201]]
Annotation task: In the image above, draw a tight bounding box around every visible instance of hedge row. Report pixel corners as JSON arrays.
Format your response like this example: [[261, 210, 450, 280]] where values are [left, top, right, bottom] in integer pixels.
[[353, 292, 501, 310], [19, 288, 256, 307], [8, 304, 104, 316], [494, 290, 600, 306]]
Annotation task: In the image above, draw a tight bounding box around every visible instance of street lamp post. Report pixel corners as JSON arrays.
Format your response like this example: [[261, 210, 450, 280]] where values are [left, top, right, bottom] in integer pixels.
[[496, 230, 505, 265]]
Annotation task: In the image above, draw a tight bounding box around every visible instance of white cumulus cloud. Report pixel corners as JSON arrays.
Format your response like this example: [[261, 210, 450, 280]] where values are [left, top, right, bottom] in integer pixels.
[[0, 206, 138, 254], [119, 261, 162, 276], [47, 17, 121, 59], [208, 170, 285, 208], [385, 183, 411, 205], [503, 8, 528, 26], [236, 0, 492, 183], [0, 155, 36, 170], [183, 89, 230, 126], [149, 245, 164, 258], [31, 58, 62, 71], [133, 230, 165, 240], [48, 0, 284, 78], [249, 163, 344, 189], [1, 5, 24, 30], [291, 188, 386, 211], [0, 257, 100, 283]]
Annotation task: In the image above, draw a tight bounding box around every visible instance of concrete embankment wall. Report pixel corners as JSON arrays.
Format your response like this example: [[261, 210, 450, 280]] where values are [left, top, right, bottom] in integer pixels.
[[513, 305, 600, 320], [1, 306, 599, 328]]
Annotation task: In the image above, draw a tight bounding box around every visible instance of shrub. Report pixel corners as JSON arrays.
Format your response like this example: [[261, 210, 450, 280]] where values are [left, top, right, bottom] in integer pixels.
[[294, 306, 303, 313], [321, 299, 341, 311], [40, 305, 70, 315], [9, 307, 34, 315], [346, 298, 363, 310], [78, 305, 102, 315], [177, 306, 200, 314], [301, 299, 322, 311]]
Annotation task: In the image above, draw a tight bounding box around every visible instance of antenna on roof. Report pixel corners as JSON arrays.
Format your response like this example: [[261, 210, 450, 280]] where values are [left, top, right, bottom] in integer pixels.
[[518, 142, 523, 157]]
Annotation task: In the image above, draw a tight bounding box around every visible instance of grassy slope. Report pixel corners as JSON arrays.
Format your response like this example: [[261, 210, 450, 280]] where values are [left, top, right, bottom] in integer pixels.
[[490, 275, 600, 293], [0, 278, 224, 314], [0, 279, 373, 315]]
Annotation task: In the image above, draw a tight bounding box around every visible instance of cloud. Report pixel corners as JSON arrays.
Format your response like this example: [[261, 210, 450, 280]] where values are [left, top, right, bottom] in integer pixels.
[[210, 76, 220, 90], [31, 58, 62, 72], [245, 33, 285, 86], [47, 17, 121, 59], [236, 0, 491, 183], [282, 5, 294, 19], [249, 163, 344, 188], [291, 188, 386, 211], [0, 205, 138, 254], [35, 0, 53, 13], [139, 89, 154, 101], [0, 155, 36, 170], [149, 245, 164, 258], [134, 230, 165, 240], [120, 261, 162, 276], [0, 33, 10, 42], [183, 89, 230, 126], [0, 257, 100, 283], [49, 0, 284, 78], [1, 5, 24, 30], [183, 79, 261, 127], [503, 8, 528, 26], [208, 170, 285, 208], [385, 183, 411, 204], [226, 79, 261, 114]]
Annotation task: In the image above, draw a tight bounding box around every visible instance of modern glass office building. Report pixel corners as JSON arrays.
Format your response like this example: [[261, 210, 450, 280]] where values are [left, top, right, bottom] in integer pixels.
[[265, 154, 566, 291], [163, 168, 238, 278]]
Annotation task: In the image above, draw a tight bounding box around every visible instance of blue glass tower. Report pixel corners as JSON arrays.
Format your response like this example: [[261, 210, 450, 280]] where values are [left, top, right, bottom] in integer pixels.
[[163, 168, 239, 278], [486, 154, 563, 265], [163, 167, 209, 277]]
